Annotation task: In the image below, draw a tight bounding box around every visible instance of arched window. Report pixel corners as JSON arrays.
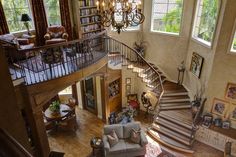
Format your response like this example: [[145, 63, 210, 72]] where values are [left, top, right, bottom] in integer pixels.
[[151, 0, 184, 35], [192, 0, 220, 46]]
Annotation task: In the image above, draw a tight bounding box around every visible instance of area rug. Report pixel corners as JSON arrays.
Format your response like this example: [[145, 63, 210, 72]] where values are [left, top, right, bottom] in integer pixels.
[[145, 136, 176, 157]]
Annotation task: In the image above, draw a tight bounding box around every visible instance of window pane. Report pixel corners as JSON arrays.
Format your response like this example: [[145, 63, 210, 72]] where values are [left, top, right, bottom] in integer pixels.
[[44, 0, 61, 25], [2, 0, 33, 32], [232, 32, 236, 51], [192, 0, 219, 45], [151, 0, 184, 34]]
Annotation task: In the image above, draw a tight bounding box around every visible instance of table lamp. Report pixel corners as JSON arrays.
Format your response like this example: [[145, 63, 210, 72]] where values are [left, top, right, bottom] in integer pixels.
[[21, 14, 32, 35]]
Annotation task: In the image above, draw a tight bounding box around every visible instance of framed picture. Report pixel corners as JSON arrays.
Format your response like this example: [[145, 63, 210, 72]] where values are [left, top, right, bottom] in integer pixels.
[[214, 118, 222, 127], [126, 78, 131, 85], [222, 121, 230, 129], [211, 98, 229, 116], [126, 85, 131, 95], [229, 104, 236, 121], [225, 83, 236, 101], [202, 114, 213, 128], [190, 52, 204, 78]]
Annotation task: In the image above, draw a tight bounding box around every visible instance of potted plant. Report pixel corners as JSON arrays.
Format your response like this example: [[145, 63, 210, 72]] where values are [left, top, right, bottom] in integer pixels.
[[49, 100, 60, 113]]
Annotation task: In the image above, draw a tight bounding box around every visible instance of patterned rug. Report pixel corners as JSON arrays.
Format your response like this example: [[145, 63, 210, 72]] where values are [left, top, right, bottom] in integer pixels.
[[145, 136, 176, 157]]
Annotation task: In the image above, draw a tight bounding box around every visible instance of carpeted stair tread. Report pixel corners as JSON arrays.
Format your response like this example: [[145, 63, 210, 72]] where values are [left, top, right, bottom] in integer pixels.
[[155, 117, 192, 137], [152, 123, 191, 146], [159, 112, 192, 129], [161, 95, 189, 100], [160, 105, 192, 110], [147, 129, 194, 154], [160, 110, 193, 122], [160, 98, 190, 103], [160, 102, 191, 107], [163, 92, 189, 96]]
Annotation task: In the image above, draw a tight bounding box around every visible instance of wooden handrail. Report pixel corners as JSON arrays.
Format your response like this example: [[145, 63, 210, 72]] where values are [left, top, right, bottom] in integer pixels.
[[106, 36, 165, 112]]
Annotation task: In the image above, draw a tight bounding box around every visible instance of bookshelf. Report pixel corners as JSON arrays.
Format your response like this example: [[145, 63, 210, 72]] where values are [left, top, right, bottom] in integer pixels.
[[77, 0, 103, 38], [108, 79, 120, 99]]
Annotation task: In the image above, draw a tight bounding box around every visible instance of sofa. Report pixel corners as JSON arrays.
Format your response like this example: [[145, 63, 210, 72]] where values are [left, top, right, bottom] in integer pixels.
[[103, 121, 148, 157]]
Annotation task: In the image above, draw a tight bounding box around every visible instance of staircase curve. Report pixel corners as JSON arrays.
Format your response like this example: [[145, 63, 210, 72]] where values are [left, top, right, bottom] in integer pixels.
[[106, 36, 206, 154]]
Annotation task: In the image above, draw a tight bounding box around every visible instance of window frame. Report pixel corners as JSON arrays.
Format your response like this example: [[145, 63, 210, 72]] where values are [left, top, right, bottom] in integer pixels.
[[43, 0, 61, 26], [191, 0, 221, 48], [150, 0, 185, 36], [2, 0, 35, 33], [228, 19, 236, 54]]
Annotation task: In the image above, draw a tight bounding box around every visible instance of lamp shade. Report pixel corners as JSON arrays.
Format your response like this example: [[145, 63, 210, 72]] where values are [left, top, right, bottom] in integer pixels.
[[21, 14, 31, 22]]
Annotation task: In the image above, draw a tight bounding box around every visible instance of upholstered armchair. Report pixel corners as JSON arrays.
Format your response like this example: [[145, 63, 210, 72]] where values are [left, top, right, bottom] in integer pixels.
[[44, 25, 68, 45]]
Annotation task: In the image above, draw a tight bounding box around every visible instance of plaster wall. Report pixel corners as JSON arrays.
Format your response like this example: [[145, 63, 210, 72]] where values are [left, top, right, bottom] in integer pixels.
[[205, 0, 236, 128]]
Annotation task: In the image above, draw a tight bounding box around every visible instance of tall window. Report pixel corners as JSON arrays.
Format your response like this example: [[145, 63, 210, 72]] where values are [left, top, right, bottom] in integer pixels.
[[192, 0, 220, 46], [231, 31, 236, 52], [1, 0, 33, 32], [151, 0, 184, 34], [44, 0, 61, 25]]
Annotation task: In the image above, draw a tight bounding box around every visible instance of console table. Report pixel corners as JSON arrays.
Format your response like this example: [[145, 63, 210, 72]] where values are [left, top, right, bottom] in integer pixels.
[[195, 126, 236, 156]]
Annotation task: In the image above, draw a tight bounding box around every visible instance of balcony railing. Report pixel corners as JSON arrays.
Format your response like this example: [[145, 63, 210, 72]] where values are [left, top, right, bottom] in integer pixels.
[[1, 31, 107, 85]]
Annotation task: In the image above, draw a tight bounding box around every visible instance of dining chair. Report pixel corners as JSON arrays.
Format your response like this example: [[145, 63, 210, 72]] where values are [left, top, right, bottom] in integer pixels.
[[58, 107, 78, 131]]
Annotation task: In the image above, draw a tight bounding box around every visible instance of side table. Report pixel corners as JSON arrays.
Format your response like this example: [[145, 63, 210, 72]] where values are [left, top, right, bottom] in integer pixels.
[[90, 137, 104, 157]]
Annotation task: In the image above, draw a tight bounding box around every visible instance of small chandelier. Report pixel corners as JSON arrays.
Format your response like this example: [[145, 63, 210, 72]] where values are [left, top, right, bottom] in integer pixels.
[[96, 0, 145, 34]]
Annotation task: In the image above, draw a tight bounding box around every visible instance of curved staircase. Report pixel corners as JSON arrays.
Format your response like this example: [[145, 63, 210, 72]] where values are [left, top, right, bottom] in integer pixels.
[[107, 38, 197, 154]]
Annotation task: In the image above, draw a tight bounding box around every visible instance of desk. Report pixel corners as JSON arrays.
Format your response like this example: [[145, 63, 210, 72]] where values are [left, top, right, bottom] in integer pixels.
[[44, 104, 71, 121]]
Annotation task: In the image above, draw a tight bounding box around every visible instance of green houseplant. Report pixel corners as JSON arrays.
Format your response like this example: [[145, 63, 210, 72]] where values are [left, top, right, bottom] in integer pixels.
[[49, 100, 60, 113]]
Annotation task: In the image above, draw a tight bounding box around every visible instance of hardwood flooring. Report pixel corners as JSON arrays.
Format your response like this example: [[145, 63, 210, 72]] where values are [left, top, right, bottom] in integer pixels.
[[47, 107, 223, 157]]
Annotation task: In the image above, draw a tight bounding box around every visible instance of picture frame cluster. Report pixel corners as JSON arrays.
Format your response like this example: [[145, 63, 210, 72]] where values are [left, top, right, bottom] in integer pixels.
[[206, 82, 236, 129]]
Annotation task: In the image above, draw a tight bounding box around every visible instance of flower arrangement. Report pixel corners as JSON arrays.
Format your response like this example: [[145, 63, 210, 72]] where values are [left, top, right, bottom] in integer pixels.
[[49, 100, 60, 113]]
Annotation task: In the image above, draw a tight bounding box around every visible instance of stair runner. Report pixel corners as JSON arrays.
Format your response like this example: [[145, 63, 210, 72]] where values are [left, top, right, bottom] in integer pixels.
[[109, 54, 195, 153]]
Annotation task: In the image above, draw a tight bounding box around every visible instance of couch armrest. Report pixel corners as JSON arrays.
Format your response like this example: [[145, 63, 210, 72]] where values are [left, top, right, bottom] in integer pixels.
[[140, 130, 148, 147], [103, 135, 110, 151], [44, 33, 51, 40], [62, 32, 69, 40]]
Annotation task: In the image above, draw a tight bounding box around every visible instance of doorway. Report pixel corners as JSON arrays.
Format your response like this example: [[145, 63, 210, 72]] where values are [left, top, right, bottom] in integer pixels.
[[82, 77, 97, 114]]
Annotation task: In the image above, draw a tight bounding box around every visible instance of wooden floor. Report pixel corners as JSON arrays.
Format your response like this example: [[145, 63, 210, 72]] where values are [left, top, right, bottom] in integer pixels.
[[47, 107, 223, 157]]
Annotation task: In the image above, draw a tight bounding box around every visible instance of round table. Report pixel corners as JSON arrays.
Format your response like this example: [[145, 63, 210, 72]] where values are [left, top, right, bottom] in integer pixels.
[[90, 137, 103, 156], [44, 104, 71, 121]]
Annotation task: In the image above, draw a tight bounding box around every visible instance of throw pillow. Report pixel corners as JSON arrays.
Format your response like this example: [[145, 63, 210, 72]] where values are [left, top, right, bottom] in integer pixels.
[[107, 130, 119, 147], [130, 128, 141, 144]]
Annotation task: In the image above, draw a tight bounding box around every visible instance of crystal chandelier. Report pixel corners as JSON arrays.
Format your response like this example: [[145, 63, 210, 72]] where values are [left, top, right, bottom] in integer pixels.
[[96, 0, 145, 34]]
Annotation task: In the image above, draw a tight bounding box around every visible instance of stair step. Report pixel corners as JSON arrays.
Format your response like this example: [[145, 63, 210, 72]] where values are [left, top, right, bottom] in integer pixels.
[[160, 102, 191, 107], [152, 123, 191, 146], [155, 117, 192, 137], [160, 105, 191, 110], [163, 92, 188, 97], [161, 95, 189, 100], [147, 129, 194, 154], [159, 112, 192, 129], [162, 110, 193, 121], [161, 98, 190, 103]]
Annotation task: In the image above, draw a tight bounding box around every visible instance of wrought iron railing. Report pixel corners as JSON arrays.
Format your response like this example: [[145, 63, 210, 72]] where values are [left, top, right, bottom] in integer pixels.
[[106, 36, 165, 114], [1, 31, 107, 85]]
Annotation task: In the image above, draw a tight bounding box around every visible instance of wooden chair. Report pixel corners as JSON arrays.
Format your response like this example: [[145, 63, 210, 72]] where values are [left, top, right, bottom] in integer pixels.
[[58, 107, 78, 131]]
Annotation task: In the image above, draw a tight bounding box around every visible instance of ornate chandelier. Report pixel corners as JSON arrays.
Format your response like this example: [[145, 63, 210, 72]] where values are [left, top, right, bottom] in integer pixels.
[[96, 0, 145, 34]]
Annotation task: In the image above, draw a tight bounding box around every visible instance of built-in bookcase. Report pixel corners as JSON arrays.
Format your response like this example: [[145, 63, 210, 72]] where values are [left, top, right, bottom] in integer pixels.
[[78, 0, 103, 38]]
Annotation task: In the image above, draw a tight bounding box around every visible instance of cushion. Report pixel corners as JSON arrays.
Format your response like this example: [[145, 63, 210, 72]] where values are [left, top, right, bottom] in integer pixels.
[[108, 139, 126, 154], [104, 124, 123, 138], [123, 122, 141, 138], [125, 141, 142, 152], [129, 100, 139, 108], [130, 128, 141, 144], [107, 130, 119, 147]]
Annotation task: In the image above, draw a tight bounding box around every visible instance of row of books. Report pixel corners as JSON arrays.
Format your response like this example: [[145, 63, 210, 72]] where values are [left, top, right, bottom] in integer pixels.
[[80, 8, 97, 16], [80, 16, 99, 24], [81, 24, 100, 33], [79, 0, 95, 7]]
